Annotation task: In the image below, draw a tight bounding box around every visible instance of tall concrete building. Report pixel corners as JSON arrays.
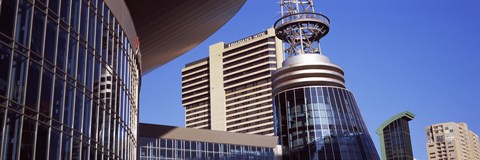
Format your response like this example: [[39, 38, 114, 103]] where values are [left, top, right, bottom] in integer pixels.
[[271, 0, 379, 159], [377, 111, 415, 160], [182, 28, 283, 135], [426, 122, 480, 160]]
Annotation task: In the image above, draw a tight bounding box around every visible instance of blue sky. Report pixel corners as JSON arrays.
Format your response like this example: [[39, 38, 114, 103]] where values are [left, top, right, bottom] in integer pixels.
[[140, 1, 480, 159]]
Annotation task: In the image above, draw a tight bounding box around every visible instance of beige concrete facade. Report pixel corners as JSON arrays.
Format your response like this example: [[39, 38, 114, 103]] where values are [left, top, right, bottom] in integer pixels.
[[181, 28, 283, 135], [426, 122, 480, 160]]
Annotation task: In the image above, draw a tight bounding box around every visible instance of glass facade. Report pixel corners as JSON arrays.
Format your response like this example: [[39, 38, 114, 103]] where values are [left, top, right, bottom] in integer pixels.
[[139, 137, 275, 160], [0, 0, 140, 159], [381, 118, 414, 160], [273, 86, 379, 160]]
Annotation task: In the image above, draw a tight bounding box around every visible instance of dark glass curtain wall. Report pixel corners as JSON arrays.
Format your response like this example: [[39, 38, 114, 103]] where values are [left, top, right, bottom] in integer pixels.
[[0, 0, 141, 159]]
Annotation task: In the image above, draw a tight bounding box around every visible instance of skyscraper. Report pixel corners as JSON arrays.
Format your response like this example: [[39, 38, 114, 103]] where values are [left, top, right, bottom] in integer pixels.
[[271, 0, 380, 159], [182, 28, 284, 135], [377, 111, 415, 160], [0, 0, 245, 159], [425, 122, 480, 160]]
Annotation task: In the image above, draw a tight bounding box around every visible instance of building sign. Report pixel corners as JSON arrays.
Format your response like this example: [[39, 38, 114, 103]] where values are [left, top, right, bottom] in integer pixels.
[[226, 31, 267, 48]]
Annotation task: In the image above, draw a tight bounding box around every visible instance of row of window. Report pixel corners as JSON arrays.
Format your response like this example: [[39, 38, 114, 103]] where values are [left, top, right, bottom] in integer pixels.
[[139, 138, 275, 160]]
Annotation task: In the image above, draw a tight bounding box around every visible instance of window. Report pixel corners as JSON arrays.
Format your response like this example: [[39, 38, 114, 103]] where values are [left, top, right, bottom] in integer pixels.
[[25, 61, 40, 109], [74, 90, 84, 131], [67, 37, 78, 78], [15, 0, 32, 46], [0, 0, 16, 37], [45, 18, 58, 63], [0, 43, 11, 97], [60, 0, 71, 23], [3, 111, 21, 159], [64, 84, 75, 127], [70, 0, 80, 31], [52, 77, 65, 121], [39, 69, 53, 116], [9, 52, 27, 104], [20, 117, 36, 159], [80, 1, 88, 38], [56, 28, 68, 70], [31, 9, 45, 55]]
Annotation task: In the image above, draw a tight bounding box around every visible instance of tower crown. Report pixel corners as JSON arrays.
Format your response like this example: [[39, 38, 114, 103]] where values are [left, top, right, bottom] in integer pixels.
[[274, 0, 330, 57]]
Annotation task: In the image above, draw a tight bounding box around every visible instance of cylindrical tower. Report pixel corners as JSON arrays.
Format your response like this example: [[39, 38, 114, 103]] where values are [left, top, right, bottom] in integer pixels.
[[272, 0, 380, 159]]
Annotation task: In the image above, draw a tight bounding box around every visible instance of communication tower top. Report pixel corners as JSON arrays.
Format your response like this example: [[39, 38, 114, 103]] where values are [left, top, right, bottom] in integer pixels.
[[274, 0, 330, 57]]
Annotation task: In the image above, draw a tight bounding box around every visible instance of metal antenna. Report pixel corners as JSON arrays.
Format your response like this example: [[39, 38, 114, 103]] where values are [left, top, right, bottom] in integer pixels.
[[274, 0, 330, 57]]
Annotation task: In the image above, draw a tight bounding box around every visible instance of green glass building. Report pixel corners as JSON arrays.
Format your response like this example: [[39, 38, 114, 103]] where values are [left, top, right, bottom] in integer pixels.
[[376, 111, 415, 160]]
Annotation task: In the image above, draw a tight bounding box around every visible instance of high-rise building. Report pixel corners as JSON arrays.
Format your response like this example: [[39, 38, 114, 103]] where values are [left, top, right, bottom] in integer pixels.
[[271, 0, 380, 159], [182, 28, 284, 135], [0, 0, 245, 159], [138, 123, 281, 160], [425, 122, 480, 160], [376, 111, 415, 160]]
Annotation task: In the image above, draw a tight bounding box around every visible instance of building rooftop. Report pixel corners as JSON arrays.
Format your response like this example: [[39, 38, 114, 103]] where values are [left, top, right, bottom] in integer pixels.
[[139, 123, 278, 148], [124, 0, 247, 74]]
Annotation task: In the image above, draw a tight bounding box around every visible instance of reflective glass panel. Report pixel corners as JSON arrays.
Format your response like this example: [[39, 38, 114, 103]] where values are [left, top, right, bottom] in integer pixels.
[[9, 52, 27, 104], [31, 9, 45, 55], [15, 0, 32, 46]]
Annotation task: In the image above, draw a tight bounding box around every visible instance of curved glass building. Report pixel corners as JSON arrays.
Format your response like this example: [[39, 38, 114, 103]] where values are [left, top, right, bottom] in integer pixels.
[[272, 1, 379, 159], [0, 0, 245, 159], [0, 0, 141, 159], [272, 55, 379, 160]]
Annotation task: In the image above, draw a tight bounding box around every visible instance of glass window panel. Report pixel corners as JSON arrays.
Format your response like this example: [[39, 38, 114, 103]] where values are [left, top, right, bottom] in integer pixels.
[[25, 61, 40, 109], [49, 129, 61, 160], [103, 111, 110, 148], [56, 28, 68, 70], [70, 0, 80, 32], [35, 122, 49, 159], [61, 134, 72, 159], [39, 69, 53, 116], [167, 139, 173, 148], [0, 44, 11, 97], [3, 111, 21, 160], [64, 84, 74, 127], [48, 0, 59, 13], [31, 9, 45, 55], [0, 0, 16, 37], [101, 24, 107, 59], [72, 139, 81, 159], [52, 77, 64, 121], [0, 108, 4, 149], [20, 117, 36, 159], [97, 108, 104, 145], [83, 97, 91, 137], [95, 18, 102, 53], [81, 143, 88, 159], [77, 45, 86, 83], [86, 51, 93, 90], [9, 52, 27, 104], [60, 0, 71, 23], [15, 0, 32, 46], [80, 1, 88, 38], [90, 102, 98, 140], [44, 18, 57, 63], [67, 37, 77, 78], [74, 89, 84, 131], [88, 9, 96, 47]]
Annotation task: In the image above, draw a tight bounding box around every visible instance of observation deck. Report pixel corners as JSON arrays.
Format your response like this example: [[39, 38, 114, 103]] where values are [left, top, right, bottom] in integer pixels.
[[274, 12, 330, 43]]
